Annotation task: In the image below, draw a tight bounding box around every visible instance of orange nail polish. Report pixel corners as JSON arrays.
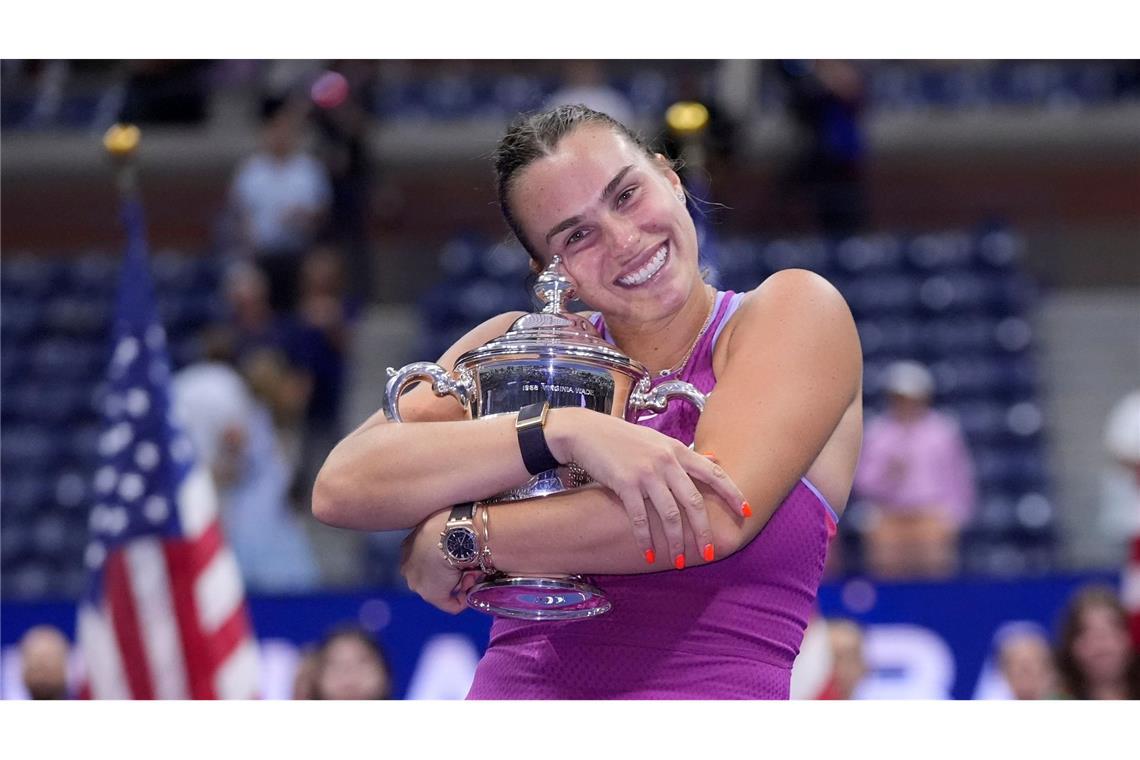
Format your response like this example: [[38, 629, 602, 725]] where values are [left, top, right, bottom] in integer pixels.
[[702, 451, 717, 459], [703, 543, 715, 562], [644, 549, 656, 565], [742, 501, 753, 518], [674, 554, 686, 570]]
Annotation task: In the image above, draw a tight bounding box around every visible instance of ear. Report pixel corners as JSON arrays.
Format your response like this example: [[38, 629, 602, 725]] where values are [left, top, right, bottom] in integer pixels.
[[652, 152, 683, 195]]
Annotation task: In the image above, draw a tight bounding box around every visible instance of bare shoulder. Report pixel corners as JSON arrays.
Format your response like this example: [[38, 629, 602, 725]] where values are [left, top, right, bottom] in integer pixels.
[[740, 268, 850, 319], [724, 269, 855, 348]]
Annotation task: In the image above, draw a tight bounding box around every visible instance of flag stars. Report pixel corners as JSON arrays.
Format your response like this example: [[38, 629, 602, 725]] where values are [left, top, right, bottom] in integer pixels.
[[144, 496, 170, 524], [99, 422, 134, 457], [118, 472, 145, 502], [126, 388, 151, 418], [94, 466, 119, 495], [113, 337, 139, 369], [135, 441, 160, 471], [89, 504, 109, 533], [105, 507, 129, 535], [85, 542, 106, 570]]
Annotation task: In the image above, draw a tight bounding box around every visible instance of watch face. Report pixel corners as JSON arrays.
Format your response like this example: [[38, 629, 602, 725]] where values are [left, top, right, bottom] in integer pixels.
[[444, 528, 477, 562]]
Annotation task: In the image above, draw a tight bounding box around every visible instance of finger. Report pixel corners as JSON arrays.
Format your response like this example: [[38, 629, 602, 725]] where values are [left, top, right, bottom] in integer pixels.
[[434, 593, 465, 614], [663, 465, 714, 563], [644, 478, 686, 569], [457, 570, 482, 594], [618, 487, 658, 565], [684, 451, 748, 518]]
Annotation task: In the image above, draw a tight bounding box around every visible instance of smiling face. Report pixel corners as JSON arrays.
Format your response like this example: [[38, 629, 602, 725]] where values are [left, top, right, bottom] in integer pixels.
[[507, 124, 703, 323]]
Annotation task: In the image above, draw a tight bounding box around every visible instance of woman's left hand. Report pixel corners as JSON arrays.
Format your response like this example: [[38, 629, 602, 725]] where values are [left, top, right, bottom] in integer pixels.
[[400, 510, 480, 614]]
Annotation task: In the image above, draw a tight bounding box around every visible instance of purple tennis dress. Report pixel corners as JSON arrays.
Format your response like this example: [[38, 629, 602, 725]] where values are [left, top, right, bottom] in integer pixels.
[[466, 291, 840, 699]]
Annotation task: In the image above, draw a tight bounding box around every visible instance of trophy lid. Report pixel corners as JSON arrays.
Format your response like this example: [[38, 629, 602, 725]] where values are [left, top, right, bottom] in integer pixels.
[[454, 257, 647, 376]]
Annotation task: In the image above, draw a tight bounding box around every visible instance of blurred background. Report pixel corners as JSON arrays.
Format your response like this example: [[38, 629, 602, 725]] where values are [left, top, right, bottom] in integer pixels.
[[2, 58, 1138, 700]]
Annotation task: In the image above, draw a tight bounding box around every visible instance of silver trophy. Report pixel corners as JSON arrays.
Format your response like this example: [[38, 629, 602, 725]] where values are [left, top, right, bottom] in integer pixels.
[[384, 257, 707, 620]]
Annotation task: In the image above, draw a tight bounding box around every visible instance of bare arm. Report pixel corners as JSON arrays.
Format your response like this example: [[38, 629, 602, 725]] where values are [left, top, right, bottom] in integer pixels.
[[314, 309, 745, 551], [311, 311, 535, 531]]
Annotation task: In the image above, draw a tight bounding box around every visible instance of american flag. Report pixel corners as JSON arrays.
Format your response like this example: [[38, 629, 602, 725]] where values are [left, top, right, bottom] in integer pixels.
[[76, 197, 259, 699]]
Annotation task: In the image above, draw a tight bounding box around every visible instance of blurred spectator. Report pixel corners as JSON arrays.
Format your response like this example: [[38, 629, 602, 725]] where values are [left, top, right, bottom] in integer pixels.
[[1101, 389, 1140, 649], [1055, 585, 1140, 699], [310, 61, 381, 303], [222, 262, 313, 465], [229, 96, 332, 312], [118, 61, 210, 125], [291, 646, 319, 700], [312, 625, 393, 700], [854, 360, 977, 578], [546, 60, 634, 127], [995, 622, 1058, 700], [1099, 389, 1140, 548], [19, 625, 70, 700], [291, 246, 359, 511], [774, 59, 868, 236], [819, 618, 868, 700], [171, 326, 320, 593]]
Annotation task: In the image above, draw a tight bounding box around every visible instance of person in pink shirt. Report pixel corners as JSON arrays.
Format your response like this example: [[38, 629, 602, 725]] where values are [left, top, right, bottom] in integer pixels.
[[854, 360, 976, 578]]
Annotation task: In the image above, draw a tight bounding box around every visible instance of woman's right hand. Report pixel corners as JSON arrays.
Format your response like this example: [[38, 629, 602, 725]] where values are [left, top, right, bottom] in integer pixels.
[[545, 407, 748, 568]]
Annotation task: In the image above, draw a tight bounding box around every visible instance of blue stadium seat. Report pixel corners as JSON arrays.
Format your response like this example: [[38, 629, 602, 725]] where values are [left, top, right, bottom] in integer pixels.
[[763, 237, 834, 275], [840, 273, 921, 317], [42, 296, 112, 338], [0, 296, 45, 343], [906, 232, 975, 271], [834, 234, 904, 274], [857, 316, 923, 359], [0, 425, 56, 470], [29, 337, 105, 380]]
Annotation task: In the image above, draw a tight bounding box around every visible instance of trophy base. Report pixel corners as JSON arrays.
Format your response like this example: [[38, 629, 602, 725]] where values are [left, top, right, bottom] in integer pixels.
[[467, 574, 612, 620]]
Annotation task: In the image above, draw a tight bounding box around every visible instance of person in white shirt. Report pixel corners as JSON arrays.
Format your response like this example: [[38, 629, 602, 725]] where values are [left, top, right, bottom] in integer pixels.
[[229, 97, 332, 312]]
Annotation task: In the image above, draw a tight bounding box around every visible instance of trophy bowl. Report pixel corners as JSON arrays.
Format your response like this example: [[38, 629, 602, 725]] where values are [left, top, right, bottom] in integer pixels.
[[385, 257, 706, 620]]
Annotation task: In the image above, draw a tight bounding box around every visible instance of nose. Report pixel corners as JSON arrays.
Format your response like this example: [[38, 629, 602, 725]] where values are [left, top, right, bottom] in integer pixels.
[[608, 214, 641, 258]]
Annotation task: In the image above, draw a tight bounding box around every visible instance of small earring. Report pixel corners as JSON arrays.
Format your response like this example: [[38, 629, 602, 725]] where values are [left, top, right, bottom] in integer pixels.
[[676, 190, 686, 203]]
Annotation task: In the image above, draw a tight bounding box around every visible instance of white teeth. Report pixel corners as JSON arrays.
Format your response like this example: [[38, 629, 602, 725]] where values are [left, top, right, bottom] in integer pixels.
[[618, 244, 668, 286]]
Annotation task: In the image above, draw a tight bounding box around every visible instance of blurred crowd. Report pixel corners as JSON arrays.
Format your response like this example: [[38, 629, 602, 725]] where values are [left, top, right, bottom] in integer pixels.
[[802, 583, 1140, 700], [15, 579, 1139, 700], [15, 621, 393, 700]]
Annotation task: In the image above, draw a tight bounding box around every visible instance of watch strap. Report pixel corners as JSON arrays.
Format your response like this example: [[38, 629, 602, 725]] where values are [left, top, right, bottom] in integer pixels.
[[448, 502, 476, 522], [517, 401, 560, 475]]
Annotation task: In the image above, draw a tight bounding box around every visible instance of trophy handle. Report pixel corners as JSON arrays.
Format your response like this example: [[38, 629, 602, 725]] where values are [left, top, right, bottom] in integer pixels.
[[630, 378, 707, 415], [384, 362, 472, 422]]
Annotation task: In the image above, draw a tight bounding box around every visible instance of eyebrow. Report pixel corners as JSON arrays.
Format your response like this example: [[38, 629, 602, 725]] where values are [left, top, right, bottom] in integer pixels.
[[544, 164, 636, 245]]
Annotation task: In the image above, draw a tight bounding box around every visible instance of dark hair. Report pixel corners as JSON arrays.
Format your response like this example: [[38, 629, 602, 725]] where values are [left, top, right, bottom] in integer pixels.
[[1054, 585, 1140, 699], [312, 623, 393, 700], [492, 104, 667, 266]]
